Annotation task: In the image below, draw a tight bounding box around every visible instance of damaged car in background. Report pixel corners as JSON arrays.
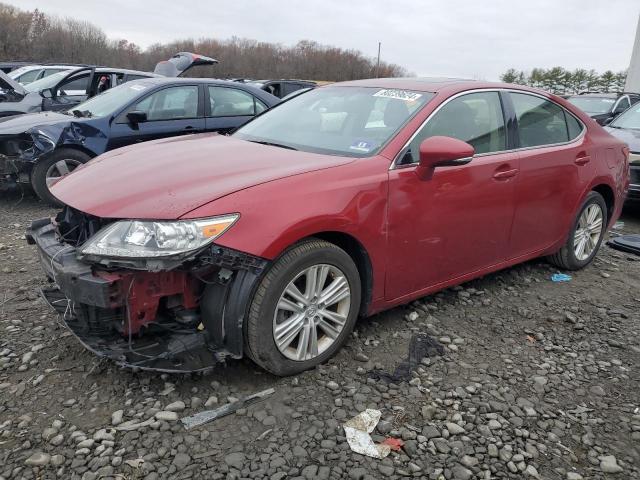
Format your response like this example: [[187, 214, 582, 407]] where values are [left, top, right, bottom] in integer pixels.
[[0, 52, 218, 118], [27, 79, 628, 375], [0, 77, 278, 205], [604, 102, 640, 202]]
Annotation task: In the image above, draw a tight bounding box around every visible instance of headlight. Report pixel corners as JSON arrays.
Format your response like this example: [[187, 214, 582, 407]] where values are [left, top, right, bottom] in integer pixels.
[[80, 214, 239, 258]]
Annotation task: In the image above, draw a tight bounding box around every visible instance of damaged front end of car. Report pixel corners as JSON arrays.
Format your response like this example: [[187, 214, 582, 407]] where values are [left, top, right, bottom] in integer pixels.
[[26, 207, 268, 373], [0, 132, 37, 189], [0, 121, 106, 191]]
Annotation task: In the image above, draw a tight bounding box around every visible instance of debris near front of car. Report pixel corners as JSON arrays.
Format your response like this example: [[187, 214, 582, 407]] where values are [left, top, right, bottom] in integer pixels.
[[368, 333, 444, 383], [607, 234, 640, 256], [343, 409, 391, 459], [551, 273, 572, 282], [181, 388, 275, 429]]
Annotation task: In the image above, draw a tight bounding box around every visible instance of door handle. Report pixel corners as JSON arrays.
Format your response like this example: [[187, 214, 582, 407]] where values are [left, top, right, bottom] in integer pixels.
[[575, 155, 591, 166], [493, 168, 519, 180], [184, 126, 195, 131]]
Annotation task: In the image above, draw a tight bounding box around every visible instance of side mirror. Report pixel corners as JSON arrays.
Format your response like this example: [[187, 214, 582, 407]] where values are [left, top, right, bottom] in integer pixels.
[[604, 116, 615, 126], [40, 88, 54, 99], [127, 110, 147, 126], [415, 136, 475, 180]]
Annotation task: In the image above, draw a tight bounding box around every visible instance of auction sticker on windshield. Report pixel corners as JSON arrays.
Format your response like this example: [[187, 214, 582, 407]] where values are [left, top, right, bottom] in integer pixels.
[[349, 139, 374, 153], [373, 89, 422, 101]]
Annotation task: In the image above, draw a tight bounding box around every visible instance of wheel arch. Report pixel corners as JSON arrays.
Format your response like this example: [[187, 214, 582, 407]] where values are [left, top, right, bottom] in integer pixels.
[[591, 183, 615, 223], [307, 231, 373, 317]]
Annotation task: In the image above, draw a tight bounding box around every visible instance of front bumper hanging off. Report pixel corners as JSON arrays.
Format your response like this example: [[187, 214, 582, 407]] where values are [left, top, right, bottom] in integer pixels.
[[26, 217, 268, 373]]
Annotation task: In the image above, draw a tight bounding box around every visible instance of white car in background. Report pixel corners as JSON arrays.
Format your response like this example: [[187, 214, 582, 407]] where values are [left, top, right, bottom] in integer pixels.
[[8, 65, 81, 85]]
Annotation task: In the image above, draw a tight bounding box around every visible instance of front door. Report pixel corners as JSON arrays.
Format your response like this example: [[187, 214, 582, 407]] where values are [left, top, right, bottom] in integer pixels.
[[386, 91, 519, 300], [109, 84, 205, 150]]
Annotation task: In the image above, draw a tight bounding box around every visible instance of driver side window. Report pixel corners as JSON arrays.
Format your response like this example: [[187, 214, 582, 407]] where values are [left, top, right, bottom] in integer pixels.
[[400, 91, 506, 165], [56, 74, 90, 97], [133, 86, 199, 121]]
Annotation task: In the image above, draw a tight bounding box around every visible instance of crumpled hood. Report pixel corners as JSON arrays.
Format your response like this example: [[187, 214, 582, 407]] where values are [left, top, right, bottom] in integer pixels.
[[605, 126, 640, 154], [0, 111, 72, 135], [0, 70, 27, 96], [52, 134, 354, 219]]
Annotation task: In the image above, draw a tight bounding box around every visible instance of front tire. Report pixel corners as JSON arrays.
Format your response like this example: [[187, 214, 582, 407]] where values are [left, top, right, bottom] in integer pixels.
[[246, 239, 361, 376], [548, 191, 607, 270], [31, 149, 90, 206]]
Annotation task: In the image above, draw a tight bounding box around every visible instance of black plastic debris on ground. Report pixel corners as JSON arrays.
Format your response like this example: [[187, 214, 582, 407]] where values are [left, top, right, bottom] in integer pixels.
[[607, 234, 640, 256], [368, 333, 444, 383]]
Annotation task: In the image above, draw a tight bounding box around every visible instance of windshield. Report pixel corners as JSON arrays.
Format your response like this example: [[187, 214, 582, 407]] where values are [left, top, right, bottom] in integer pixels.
[[611, 104, 640, 129], [234, 86, 433, 156], [24, 70, 73, 93], [567, 96, 615, 114], [70, 81, 149, 117], [8, 66, 32, 79]]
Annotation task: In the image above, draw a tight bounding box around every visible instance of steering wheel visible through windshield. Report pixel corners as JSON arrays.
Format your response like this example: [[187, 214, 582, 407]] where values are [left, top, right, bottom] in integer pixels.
[[234, 86, 434, 157]]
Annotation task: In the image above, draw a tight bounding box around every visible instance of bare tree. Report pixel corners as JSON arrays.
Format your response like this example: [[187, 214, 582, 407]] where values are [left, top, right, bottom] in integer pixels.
[[0, 2, 408, 81]]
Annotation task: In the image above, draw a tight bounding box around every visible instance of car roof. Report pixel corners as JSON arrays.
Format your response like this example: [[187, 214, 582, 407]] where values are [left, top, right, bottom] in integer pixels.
[[126, 77, 270, 86], [93, 67, 160, 76], [328, 77, 556, 95]]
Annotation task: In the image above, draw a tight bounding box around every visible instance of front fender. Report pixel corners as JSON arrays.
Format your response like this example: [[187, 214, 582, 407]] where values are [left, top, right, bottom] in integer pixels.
[[182, 156, 390, 303]]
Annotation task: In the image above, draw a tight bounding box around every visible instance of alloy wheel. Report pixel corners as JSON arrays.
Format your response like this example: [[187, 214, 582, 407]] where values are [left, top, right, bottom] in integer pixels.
[[273, 264, 351, 361], [574, 203, 603, 261], [45, 159, 83, 187]]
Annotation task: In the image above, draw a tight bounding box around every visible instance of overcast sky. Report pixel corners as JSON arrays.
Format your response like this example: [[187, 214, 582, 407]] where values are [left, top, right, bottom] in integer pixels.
[[9, 0, 640, 80]]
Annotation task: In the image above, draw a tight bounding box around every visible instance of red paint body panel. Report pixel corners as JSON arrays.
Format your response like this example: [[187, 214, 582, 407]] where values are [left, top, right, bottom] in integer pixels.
[[50, 79, 629, 317], [96, 270, 200, 334], [51, 134, 354, 219]]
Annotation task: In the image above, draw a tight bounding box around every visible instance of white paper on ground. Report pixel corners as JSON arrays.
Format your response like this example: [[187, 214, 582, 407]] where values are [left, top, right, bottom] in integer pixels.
[[342, 409, 391, 459]]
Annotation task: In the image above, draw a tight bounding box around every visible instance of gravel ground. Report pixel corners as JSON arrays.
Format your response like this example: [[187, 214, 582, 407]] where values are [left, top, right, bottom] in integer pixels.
[[0, 191, 639, 480]]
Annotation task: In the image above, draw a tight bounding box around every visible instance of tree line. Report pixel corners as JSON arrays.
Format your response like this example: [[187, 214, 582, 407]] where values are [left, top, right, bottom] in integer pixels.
[[500, 67, 628, 95], [0, 2, 409, 81]]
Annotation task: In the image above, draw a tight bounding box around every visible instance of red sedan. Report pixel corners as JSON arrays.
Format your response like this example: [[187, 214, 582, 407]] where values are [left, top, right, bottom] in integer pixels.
[[28, 78, 628, 375]]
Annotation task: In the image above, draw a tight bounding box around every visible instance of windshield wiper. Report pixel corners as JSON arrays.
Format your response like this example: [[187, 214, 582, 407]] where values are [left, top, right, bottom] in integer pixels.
[[249, 140, 298, 151], [71, 109, 92, 118]]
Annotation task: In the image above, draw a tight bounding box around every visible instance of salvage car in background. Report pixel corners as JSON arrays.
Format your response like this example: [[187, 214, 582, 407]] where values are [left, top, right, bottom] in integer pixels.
[[0, 52, 218, 118], [8, 64, 81, 85], [567, 92, 640, 125], [604, 103, 640, 202], [28, 79, 628, 375], [244, 79, 316, 98], [0, 78, 278, 204]]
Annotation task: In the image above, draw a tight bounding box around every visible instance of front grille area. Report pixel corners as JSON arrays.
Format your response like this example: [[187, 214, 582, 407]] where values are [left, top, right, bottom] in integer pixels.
[[54, 206, 113, 247]]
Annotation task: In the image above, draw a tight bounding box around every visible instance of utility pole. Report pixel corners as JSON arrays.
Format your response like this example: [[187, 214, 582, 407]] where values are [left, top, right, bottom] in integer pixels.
[[376, 42, 381, 78]]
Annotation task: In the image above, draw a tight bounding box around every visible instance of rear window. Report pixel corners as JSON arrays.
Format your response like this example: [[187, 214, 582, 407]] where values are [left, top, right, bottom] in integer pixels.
[[511, 93, 572, 148]]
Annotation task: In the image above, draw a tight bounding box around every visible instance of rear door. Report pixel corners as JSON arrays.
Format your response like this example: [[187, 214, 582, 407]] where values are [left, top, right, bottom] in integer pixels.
[[204, 85, 267, 134], [109, 84, 205, 149], [507, 91, 592, 258], [386, 90, 519, 299]]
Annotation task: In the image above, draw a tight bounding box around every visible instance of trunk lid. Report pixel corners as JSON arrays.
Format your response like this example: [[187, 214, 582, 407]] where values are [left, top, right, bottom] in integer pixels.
[[153, 52, 218, 77]]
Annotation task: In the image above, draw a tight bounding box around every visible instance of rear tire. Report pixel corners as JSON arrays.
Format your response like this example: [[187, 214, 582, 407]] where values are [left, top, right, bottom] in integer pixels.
[[246, 239, 361, 376], [31, 149, 90, 206], [547, 191, 607, 270]]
